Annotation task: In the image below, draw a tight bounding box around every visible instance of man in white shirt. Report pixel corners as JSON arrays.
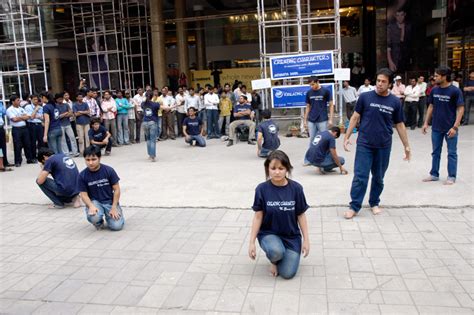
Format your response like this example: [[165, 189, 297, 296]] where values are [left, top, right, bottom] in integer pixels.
[[161, 87, 176, 140], [25, 95, 45, 157], [240, 85, 252, 103], [175, 87, 187, 137], [184, 88, 200, 112], [133, 87, 146, 143], [357, 78, 375, 95], [204, 86, 220, 139], [403, 77, 421, 130], [341, 81, 358, 120], [417, 75, 427, 128], [100, 90, 118, 146], [6, 95, 35, 166]]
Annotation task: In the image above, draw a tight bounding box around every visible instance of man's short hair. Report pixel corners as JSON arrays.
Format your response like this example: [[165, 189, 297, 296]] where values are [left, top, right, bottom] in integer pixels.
[[83, 145, 101, 158], [435, 66, 452, 82], [241, 85, 247, 89], [187, 106, 197, 112], [309, 77, 319, 83], [261, 109, 271, 119], [37, 147, 55, 163], [375, 68, 393, 82], [54, 93, 64, 101], [90, 117, 101, 126], [9, 95, 20, 103], [330, 126, 341, 138], [241, 95, 248, 100]]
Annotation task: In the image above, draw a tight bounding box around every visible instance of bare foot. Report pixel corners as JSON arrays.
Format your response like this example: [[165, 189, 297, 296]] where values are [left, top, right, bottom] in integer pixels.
[[444, 179, 455, 185], [344, 209, 357, 219], [72, 195, 82, 208], [48, 204, 64, 209], [422, 175, 439, 182], [151, 157, 156, 162], [317, 168, 326, 175], [270, 264, 278, 277], [371, 206, 382, 215]]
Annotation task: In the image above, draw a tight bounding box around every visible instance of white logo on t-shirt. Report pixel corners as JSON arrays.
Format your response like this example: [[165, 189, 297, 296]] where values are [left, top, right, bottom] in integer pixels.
[[62, 156, 76, 169], [312, 135, 322, 145], [268, 124, 277, 134], [54, 109, 60, 119], [145, 108, 152, 117]]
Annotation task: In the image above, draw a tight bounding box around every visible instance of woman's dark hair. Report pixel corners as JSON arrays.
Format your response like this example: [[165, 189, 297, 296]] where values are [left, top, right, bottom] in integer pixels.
[[37, 147, 55, 163], [264, 150, 293, 180], [83, 145, 101, 158], [375, 68, 393, 82], [435, 66, 452, 82], [90, 117, 101, 127]]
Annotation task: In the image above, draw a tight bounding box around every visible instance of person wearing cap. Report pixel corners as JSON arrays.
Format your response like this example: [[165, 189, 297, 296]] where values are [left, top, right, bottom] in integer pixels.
[[422, 66, 464, 185], [391, 75, 405, 103]]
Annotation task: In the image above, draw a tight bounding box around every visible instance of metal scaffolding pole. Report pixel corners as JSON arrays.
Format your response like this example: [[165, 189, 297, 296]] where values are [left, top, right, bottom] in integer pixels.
[[257, 0, 343, 128]]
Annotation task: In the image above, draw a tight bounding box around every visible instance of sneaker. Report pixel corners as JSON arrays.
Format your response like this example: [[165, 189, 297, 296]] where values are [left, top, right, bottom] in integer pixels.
[[105, 151, 111, 156], [247, 140, 256, 145], [73, 152, 80, 157], [94, 223, 105, 230], [226, 140, 234, 147]]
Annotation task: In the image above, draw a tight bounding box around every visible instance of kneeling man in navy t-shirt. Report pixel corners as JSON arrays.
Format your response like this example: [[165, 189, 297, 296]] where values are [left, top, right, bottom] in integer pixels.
[[77, 146, 124, 231]]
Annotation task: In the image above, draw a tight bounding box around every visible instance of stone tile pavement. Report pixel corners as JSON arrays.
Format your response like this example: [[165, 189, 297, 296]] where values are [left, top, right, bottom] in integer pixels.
[[0, 204, 472, 314]]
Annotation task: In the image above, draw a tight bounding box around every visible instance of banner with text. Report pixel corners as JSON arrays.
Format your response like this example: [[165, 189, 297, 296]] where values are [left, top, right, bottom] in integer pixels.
[[269, 51, 334, 80], [271, 84, 334, 109]]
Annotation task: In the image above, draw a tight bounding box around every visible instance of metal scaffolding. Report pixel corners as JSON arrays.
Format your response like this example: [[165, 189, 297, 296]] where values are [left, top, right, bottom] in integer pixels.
[[70, 0, 126, 93], [120, 0, 152, 93], [0, 0, 48, 105], [257, 0, 343, 127]]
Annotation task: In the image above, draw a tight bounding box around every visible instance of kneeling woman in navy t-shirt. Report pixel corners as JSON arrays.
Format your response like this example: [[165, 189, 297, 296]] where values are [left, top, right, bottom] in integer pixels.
[[249, 150, 310, 279]]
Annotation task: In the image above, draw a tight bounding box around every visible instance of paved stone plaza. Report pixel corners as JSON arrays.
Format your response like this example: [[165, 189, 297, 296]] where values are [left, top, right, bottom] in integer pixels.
[[0, 128, 473, 314]]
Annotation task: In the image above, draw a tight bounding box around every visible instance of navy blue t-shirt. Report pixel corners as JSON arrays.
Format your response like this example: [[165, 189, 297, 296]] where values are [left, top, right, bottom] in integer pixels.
[[355, 91, 404, 148], [43, 153, 79, 196], [305, 130, 335, 164], [57, 103, 71, 126], [428, 85, 464, 133], [142, 100, 160, 122], [257, 119, 280, 150], [77, 164, 120, 204], [233, 104, 252, 120], [183, 117, 202, 136], [88, 125, 108, 143], [252, 180, 309, 252], [466, 80, 474, 97], [305, 87, 332, 123], [73, 102, 90, 125], [43, 102, 61, 130]]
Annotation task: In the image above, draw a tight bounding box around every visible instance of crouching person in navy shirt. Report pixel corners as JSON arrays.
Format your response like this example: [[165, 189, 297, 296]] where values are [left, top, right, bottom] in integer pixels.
[[88, 117, 112, 156], [305, 126, 348, 175], [183, 107, 206, 147], [343, 68, 411, 219], [257, 109, 280, 158], [77, 146, 124, 231], [36, 147, 81, 208], [249, 150, 310, 279]]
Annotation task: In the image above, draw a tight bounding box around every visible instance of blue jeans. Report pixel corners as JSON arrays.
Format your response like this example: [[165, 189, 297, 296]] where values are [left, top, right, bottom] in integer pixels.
[[206, 109, 220, 137], [156, 117, 162, 140], [259, 147, 272, 158], [313, 154, 345, 172], [430, 130, 458, 180], [116, 114, 129, 144], [185, 135, 206, 147], [349, 145, 391, 212], [143, 121, 157, 157], [37, 178, 77, 207], [305, 120, 328, 164], [85, 200, 124, 231], [259, 234, 300, 279], [48, 127, 63, 154]]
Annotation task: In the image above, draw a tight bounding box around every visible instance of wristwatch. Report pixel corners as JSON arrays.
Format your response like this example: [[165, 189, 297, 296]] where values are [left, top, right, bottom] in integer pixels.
[[452, 126, 458, 131]]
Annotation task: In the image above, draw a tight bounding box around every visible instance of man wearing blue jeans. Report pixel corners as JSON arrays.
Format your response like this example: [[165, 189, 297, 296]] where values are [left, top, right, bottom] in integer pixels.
[[141, 93, 161, 161], [305, 126, 348, 175], [304, 77, 334, 165], [422, 66, 464, 185], [343, 68, 411, 219], [78, 146, 124, 231], [183, 107, 206, 147], [36, 147, 81, 208]]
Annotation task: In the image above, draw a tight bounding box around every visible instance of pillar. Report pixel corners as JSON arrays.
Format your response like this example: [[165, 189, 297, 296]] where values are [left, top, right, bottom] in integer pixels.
[[194, 5, 206, 70], [49, 58, 63, 93], [149, 0, 167, 88], [175, 0, 190, 85]]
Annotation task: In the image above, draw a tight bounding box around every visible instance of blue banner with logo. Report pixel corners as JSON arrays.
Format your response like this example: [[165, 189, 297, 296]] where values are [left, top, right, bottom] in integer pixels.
[[271, 84, 334, 109], [270, 51, 334, 80]]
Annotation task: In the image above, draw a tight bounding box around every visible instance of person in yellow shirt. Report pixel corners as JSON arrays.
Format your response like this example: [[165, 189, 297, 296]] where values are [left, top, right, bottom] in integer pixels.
[[151, 89, 163, 141], [218, 91, 233, 136]]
